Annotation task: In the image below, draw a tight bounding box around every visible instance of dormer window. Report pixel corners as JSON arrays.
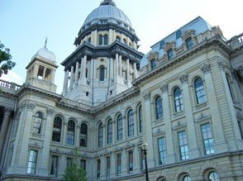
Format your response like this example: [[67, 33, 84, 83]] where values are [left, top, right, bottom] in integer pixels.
[[99, 65, 105, 81], [167, 48, 174, 60], [99, 35, 103, 45], [123, 39, 127, 44], [104, 34, 108, 45], [186, 37, 193, 49], [151, 59, 156, 70], [116, 36, 121, 42]]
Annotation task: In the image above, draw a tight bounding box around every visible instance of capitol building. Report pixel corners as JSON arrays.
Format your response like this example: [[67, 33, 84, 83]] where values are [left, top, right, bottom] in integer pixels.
[[0, 0, 243, 180]]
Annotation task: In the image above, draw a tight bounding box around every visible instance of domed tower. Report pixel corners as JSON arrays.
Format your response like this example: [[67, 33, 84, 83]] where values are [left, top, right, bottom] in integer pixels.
[[25, 42, 58, 93], [61, 0, 143, 105]]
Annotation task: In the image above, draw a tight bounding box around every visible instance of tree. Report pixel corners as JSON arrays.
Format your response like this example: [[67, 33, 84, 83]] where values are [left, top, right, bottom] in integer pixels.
[[63, 148, 87, 181], [0, 41, 15, 77]]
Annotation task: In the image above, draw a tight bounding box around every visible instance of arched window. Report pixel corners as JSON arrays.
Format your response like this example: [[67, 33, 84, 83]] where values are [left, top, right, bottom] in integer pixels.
[[117, 114, 123, 141], [107, 119, 112, 144], [98, 123, 103, 148], [99, 35, 103, 45], [123, 39, 127, 44], [174, 87, 183, 112], [67, 120, 75, 145], [183, 176, 192, 181], [99, 66, 105, 81], [185, 37, 193, 49], [155, 96, 163, 120], [151, 59, 156, 70], [104, 34, 108, 45], [80, 123, 88, 147], [226, 73, 234, 100], [208, 171, 219, 181], [194, 77, 206, 104], [138, 105, 142, 133], [34, 111, 43, 134], [127, 109, 134, 137], [52, 116, 62, 142]]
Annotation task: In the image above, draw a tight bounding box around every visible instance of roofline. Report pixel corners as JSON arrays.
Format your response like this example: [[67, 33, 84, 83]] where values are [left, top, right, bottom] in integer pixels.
[[150, 16, 210, 48]]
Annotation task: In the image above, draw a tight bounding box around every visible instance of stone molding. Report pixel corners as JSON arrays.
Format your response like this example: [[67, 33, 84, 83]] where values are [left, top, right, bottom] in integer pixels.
[[200, 63, 211, 74]]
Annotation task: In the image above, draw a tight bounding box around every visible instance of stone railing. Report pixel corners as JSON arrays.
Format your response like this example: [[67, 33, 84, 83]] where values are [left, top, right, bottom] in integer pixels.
[[0, 79, 21, 94], [227, 33, 243, 49]]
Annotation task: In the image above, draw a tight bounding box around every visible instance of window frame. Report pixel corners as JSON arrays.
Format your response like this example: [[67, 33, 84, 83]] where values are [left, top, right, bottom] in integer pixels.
[[178, 130, 189, 161], [117, 114, 123, 141], [194, 77, 207, 104], [27, 150, 38, 174], [52, 116, 63, 143], [155, 96, 163, 120], [127, 109, 135, 137], [201, 123, 215, 155], [174, 87, 184, 113]]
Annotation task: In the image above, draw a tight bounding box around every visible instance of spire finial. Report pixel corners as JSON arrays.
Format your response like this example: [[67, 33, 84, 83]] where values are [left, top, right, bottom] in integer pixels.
[[44, 37, 48, 49], [100, 0, 116, 6]]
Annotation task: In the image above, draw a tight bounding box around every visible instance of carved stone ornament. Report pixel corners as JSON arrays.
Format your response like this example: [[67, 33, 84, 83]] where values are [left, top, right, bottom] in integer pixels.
[[217, 62, 226, 72], [182, 29, 196, 40], [160, 84, 168, 93], [143, 92, 151, 100], [148, 51, 159, 61], [200, 63, 211, 74], [179, 74, 188, 84], [26, 103, 36, 110]]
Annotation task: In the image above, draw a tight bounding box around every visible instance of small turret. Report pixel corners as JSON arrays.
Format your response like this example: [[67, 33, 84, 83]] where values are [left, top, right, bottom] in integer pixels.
[[25, 40, 58, 93]]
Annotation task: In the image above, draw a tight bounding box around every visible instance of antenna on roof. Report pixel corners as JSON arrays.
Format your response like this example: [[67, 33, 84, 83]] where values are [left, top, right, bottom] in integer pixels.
[[44, 37, 48, 49]]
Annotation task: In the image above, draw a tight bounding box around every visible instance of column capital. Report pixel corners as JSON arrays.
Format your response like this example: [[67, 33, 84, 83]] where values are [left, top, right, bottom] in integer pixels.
[[143, 92, 151, 100], [25, 103, 35, 111], [47, 108, 55, 116], [179, 74, 188, 84], [200, 63, 211, 74], [160, 84, 168, 93], [217, 61, 227, 72]]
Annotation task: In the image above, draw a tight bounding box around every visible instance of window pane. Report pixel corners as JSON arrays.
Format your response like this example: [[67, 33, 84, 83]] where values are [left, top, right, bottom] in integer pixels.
[[178, 131, 189, 160], [209, 171, 220, 181], [80, 124, 88, 147], [155, 97, 163, 120], [98, 123, 103, 148], [106, 156, 110, 177], [186, 37, 193, 49], [128, 110, 134, 137], [107, 120, 112, 144], [117, 114, 123, 141], [50, 155, 58, 177], [100, 66, 105, 81], [174, 88, 183, 112], [167, 48, 174, 60], [128, 151, 133, 172], [52, 117, 62, 142], [97, 159, 101, 178], [201, 123, 214, 155], [27, 150, 38, 174], [151, 59, 156, 70], [104, 35, 108, 45], [99, 35, 103, 45], [117, 153, 121, 175], [158, 137, 166, 165], [80, 159, 86, 170], [138, 105, 142, 133], [194, 78, 206, 104], [183, 176, 192, 181]]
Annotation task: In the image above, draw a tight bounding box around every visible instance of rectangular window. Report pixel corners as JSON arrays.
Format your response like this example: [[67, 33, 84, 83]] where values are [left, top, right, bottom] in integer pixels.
[[158, 137, 166, 165], [128, 151, 133, 173], [116, 153, 121, 176], [80, 159, 86, 171], [201, 123, 215, 155], [140, 150, 145, 170], [178, 131, 189, 160], [50, 155, 58, 177], [66, 157, 72, 168], [27, 150, 38, 174], [97, 159, 101, 178], [106, 156, 110, 177]]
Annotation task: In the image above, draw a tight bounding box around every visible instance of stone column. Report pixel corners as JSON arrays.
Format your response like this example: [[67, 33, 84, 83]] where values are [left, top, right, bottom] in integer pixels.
[[76, 123, 80, 147], [218, 62, 243, 149], [81, 55, 87, 83], [63, 121, 68, 145], [133, 63, 138, 79], [0, 108, 12, 154], [160, 84, 176, 164], [180, 74, 200, 159], [0, 108, 12, 168], [119, 55, 122, 77], [16, 103, 35, 172], [121, 149, 127, 175], [142, 93, 155, 168], [126, 58, 130, 82], [110, 152, 116, 177], [39, 109, 54, 176], [63, 71, 69, 95], [59, 154, 66, 177], [69, 66, 75, 90], [114, 54, 119, 82], [100, 156, 106, 180], [75, 61, 79, 86], [133, 145, 140, 174]]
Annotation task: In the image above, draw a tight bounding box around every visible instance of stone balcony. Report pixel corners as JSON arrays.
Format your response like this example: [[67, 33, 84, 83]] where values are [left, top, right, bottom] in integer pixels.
[[0, 79, 21, 95]]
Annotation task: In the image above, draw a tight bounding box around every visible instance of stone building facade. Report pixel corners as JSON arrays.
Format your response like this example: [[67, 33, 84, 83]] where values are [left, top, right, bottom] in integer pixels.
[[0, 0, 242, 181]]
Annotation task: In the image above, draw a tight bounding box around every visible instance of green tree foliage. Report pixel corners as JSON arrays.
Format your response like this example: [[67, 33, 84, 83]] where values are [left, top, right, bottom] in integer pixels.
[[63, 163, 87, 181], [0, 41, 15, 77], [63, 148, 87, 181]]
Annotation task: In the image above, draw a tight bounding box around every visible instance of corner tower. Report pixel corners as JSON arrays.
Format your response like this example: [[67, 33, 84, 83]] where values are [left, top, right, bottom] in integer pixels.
[[25, 42, 58, 93], [61, 0, 143, 105]]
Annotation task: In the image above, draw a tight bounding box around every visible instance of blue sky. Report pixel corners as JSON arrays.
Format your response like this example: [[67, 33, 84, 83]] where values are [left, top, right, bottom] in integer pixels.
[[1, 0, 243, 93]]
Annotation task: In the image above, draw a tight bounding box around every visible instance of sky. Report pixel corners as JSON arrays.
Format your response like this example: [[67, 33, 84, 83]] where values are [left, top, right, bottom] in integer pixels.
[[1, 0, 243, 93]]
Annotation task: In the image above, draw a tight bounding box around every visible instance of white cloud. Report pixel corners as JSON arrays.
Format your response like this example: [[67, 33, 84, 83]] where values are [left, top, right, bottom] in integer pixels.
[[1, 70, 23, 85]]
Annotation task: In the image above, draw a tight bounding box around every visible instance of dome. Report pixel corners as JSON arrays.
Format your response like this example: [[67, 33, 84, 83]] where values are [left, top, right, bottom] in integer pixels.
[[33, 47, 56, 62], [83, 0, 132, 28]]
